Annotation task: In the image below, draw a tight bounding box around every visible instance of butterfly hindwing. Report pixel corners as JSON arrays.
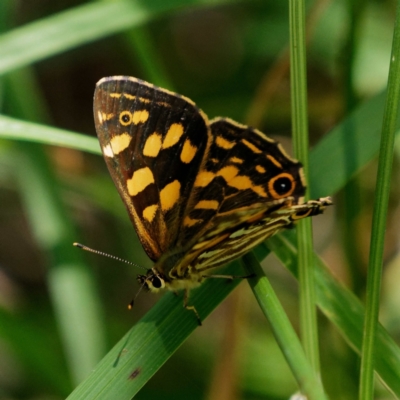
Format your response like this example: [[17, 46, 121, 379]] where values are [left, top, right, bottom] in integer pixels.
[[94, 76, 211, 261], [176, 117, 307, 247]]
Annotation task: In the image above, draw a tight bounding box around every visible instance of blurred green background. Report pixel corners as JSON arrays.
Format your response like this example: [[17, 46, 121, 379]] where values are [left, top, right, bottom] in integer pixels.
[[0, 0, 399, 399]]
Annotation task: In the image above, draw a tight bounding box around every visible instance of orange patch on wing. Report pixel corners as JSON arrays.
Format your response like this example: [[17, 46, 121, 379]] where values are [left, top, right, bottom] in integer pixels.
[[228, 175, 267, 197], [163, 123, 184, 148], [127, 167, 155, 196], [267, 155, 283, 169], [184, 216, 202, 227], [241, 139, 262, 154], [194, 200, 219, 210], [255, 165, 266, 173], [194, 171, 215, 187], [143, 133, 162, 157], [180, 139, 197, 163], [216, 136, 235, 149], [216, 166, 239, 182], [142, 204, 158, 222], [132, 110, 149, 124], [160, 180, 181, 211], [230, 157, 243, 164]]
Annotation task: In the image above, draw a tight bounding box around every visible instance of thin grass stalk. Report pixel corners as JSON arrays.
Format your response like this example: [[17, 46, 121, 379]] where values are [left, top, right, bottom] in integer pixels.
[[289, 0, 320, 372], [242, 253, 328, 400], [339, 0, 366, 299], [359, 1, 400, 398]]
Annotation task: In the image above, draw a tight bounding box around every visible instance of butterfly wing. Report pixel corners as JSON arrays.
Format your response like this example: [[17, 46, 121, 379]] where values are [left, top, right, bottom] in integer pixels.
[[188, 197, 332, 273], [176, 117, 307, 246], [94, 76, 211, 261], [168, 117, 330, 277]]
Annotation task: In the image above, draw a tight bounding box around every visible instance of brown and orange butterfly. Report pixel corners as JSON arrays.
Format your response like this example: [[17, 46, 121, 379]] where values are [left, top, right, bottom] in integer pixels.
[[92, 76, 331, 323]]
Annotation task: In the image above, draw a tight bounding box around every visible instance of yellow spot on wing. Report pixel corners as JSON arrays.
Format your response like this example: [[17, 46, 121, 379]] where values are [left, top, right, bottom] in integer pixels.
[[217, 166, 239, 181], [242, 139, 262, 154], [127, 167, 155, 196], [110, 93, 121, 98], [216, 136, 235, 149], [230, 157, 243, 164], [256, 165, 266, 173], [132, 110, 149, 124], [160, 180, 181, 211], [123, 93, 135, 100], [180, 139, 197, 163], [110, 133, 131, 155], [194, 171, 215, 187], [143, 204, 158, 222], [267, 155, 283, 169], [194, 200, 219, 210], [143, 133, 162, 157], [184, 216, 202, 227], [163, 123, 184, 148], [101, 112, 114, 121]]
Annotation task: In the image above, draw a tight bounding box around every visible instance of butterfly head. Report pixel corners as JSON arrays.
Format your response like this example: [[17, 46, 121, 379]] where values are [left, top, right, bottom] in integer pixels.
[[137, 268, 167, 293]]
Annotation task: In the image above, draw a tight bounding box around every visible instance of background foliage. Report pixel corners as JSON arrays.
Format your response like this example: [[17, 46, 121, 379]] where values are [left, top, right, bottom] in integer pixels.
[[0, 0, 399, 399]]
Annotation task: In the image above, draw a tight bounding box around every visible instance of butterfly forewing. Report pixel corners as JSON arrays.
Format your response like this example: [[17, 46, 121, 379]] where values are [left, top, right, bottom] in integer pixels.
[[94, 76, 211, 261]]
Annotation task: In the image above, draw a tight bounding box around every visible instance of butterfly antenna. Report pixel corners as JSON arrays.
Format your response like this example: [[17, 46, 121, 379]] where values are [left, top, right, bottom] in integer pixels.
[[128, 279, 148, 310], [73, 242, 147, 271]]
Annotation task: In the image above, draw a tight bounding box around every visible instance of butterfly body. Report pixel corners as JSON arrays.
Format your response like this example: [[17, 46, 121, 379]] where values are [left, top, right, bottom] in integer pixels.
[[94, 76, 332, 321]]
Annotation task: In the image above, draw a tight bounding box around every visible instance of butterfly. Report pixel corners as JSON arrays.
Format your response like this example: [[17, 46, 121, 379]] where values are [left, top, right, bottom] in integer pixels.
[[93, 76, 332, 324]]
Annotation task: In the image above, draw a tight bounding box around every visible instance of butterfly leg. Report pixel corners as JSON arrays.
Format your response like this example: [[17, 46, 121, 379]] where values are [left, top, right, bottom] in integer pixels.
[[183, 288, 202, 326]]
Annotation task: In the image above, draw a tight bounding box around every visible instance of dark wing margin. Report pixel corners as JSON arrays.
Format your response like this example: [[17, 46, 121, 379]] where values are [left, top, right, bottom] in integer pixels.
[[94, 76, 211, 261]]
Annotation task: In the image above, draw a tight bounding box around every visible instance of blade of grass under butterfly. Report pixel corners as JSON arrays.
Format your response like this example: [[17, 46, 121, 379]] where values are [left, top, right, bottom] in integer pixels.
[[66, 262, 244, 399]]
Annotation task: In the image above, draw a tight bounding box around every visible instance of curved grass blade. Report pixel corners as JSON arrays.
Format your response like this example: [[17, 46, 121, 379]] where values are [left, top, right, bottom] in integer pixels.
[[0, 0, 239, 76]]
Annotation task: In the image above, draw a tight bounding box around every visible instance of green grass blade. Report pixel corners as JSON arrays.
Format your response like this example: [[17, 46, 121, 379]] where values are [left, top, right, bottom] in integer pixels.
[[5, 68, 107, 386], [266, 232, 400, 396], [0, 114, 100, 154], [359, 1, 400, 397], [289, 0, 320, 372], [242, 253, 328, 400], [0, 0, 238, 76], [309, 90, 391, 198], [66, 262, 244, 399]]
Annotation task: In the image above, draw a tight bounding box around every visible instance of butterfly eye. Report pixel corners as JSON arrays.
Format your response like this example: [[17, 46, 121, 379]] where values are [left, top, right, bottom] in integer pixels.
[[151, 276, 165, 289], [268, 173, 295, 199], [120, 111, 132, 126]]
